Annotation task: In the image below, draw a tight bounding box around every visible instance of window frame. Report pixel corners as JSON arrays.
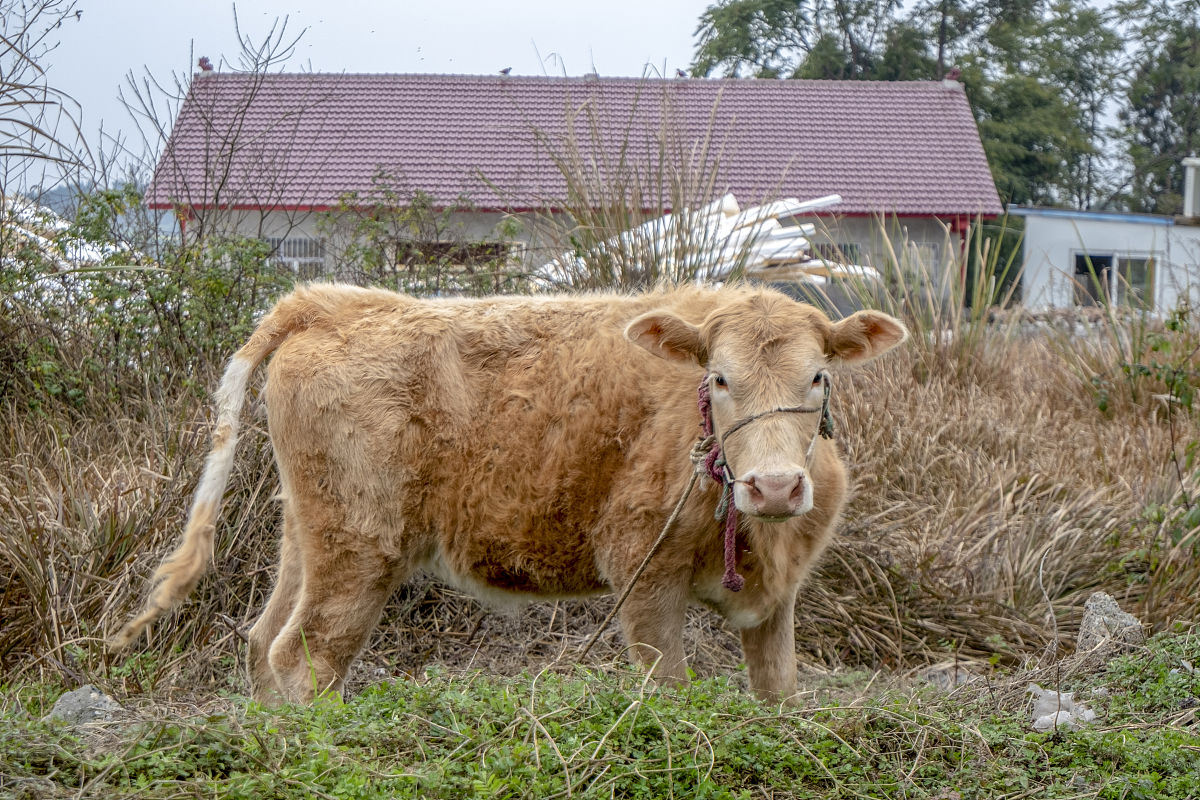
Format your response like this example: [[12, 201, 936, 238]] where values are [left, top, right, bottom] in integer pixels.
[[266, 235, 327, 279], [809, 241, 864, 265], [1071, 250, 1158, 308], [387, 239, 524, 272]]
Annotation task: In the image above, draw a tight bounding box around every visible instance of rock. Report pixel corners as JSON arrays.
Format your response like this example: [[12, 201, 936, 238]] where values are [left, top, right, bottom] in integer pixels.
[[1029, 683, 1096, 731], [1033, 709, 1075, 731], [1077, 592, 1145, 653], [43, 685, 123, 726], [921, 665, 976, 690]]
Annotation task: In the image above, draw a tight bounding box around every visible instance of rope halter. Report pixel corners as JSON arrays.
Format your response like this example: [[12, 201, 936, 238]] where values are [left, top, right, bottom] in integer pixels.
[[694, 371, 834, 591]]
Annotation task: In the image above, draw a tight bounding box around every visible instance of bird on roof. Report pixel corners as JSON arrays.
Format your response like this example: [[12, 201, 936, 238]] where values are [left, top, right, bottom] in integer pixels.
[[499, 67, 512, 75], [675, 68, 687, 78]]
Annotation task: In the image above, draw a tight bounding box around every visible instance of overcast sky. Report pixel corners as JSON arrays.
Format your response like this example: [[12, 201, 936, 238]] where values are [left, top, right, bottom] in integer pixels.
[[40, 0, 711, 167]]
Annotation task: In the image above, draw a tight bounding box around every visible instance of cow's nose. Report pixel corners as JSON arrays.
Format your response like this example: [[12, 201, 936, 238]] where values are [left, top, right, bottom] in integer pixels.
[[742, 470, 807, 517]]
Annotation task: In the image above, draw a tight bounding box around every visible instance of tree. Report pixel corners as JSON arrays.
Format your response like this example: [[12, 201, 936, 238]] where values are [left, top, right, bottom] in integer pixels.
[[691, 0, 905, 79], [875, 23, 940, 81], [973, 72, 1089, 205], [689, 0, 1121, 208], [117, 12, 314, 245], [1118, 7, 1200, 214], [786, 21, 938, 79], [907, 0, 981, 78], [0, 0, 88, 195], [1032, 0, 1122, 208], [692, 0, 818, 77], [968, 0, 1120, 207]]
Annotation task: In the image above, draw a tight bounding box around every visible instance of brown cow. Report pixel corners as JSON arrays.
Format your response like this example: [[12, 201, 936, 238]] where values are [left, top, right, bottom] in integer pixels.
[[112, 283, 906, 703]]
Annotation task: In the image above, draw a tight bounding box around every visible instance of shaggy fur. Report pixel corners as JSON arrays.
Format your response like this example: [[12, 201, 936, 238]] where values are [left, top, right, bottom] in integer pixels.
[[112, 283, 906, 703]]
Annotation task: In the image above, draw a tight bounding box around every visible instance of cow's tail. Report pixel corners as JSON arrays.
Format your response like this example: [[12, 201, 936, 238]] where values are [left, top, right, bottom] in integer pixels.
[[109, 293, 311, 650]]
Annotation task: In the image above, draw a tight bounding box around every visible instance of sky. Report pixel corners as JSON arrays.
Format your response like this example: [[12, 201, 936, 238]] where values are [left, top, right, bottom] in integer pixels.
[[38, 0, 712, 172]]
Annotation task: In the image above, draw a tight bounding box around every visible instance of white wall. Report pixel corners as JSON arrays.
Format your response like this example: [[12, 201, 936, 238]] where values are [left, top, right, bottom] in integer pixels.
[[798, 215, 963, 274], [219, 208, 530, 278], [1019, 210, 1200, 312], [225, 208, 521, 246], [212, 207, 964, 287]]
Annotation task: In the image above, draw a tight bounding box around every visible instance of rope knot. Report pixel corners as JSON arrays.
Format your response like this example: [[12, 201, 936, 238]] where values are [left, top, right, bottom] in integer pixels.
[[689, 434, 717, 474]]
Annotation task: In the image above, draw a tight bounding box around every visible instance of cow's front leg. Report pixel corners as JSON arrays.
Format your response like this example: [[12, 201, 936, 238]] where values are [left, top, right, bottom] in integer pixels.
[[740, 588, 799, 703], [617, 577, 689, 685]]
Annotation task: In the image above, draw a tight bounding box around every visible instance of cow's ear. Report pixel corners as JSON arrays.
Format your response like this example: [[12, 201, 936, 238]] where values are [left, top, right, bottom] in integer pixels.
[[626, 312, 705, 363], [826, 310, 908, 365]]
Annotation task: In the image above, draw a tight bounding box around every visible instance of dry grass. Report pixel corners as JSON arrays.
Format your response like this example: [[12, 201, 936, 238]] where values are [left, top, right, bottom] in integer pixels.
[[3, 293, 1199, 698], [824, 336, 1180, 665]]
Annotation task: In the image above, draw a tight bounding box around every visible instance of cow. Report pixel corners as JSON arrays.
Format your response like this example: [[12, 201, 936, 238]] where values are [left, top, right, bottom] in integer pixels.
[[111, 283, 906, 704]]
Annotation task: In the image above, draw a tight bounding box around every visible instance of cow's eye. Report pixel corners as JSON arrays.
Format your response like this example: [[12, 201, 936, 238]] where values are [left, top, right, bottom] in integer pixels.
[[713, 374, 728, 389], [811, 373, 823, 387]]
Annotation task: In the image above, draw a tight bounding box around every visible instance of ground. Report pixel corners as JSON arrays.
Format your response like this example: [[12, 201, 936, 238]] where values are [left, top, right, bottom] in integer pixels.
[[4, 629, 1199, 799]]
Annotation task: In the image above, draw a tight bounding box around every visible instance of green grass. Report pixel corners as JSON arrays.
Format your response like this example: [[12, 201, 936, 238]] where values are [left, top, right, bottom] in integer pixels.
[[4, 632, 1199, 799]]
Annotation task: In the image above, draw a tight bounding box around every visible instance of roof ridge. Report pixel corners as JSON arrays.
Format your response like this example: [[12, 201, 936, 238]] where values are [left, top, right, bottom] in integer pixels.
[[189, 71, 956, 89]]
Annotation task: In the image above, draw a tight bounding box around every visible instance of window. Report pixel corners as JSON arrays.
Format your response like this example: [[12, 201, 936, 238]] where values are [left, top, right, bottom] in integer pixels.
[[905, 241, 942, 270], [382, 238, 526, 294], [266, 236, 326, 279], [390, 240, 518, 269], [1117, 256, 1155, 307], [809, 242, 863, 264], [1073, 252, 1155, 308], [1073, 253, 1113, 306]]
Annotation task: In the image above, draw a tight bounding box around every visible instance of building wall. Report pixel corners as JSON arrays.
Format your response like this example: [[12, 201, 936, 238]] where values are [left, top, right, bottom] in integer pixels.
[[798, 215, 964, 274], [215, 207, 964, 288], [1018, 210, 1200, 312], [225, 209, 522, 253], [222, 208, 529, 278]]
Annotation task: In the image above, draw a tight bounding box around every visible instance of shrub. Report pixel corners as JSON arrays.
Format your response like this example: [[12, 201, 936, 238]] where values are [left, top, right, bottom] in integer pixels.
[[1, 191, 293, 412]]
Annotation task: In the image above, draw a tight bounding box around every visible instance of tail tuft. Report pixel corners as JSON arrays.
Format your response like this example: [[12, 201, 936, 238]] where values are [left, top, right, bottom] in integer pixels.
[[109, 356, 257, 649], [109, 503, 218, 648], [109, 287, 331, 650]]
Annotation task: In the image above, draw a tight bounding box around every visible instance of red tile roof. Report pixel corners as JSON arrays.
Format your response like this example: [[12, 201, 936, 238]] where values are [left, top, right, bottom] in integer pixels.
[[147, 73, 1003, 217]]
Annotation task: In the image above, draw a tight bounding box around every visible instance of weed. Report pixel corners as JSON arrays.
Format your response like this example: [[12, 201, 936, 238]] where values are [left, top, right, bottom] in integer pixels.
[[4, 633, 1199, 798]]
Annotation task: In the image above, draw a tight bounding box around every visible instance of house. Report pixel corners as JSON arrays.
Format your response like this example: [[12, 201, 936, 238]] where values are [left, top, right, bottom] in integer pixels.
[[146, 72, 1002, 283], [1014, 160, 1200, 312]]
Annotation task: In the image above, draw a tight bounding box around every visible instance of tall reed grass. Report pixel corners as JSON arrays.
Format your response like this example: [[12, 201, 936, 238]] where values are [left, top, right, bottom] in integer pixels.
[[510, 81, 772, 290]]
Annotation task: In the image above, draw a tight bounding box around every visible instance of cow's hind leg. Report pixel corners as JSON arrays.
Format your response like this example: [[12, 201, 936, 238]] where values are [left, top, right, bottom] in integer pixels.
[[247, 507, 303, 703], [267, 543, 400, 703]]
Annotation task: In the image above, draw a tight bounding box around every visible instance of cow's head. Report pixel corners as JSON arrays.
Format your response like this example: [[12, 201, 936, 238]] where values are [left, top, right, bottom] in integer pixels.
[[627, 290, 906, 520]]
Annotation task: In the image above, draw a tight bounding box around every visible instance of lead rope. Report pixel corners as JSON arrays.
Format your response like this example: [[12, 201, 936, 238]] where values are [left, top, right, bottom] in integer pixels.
[[577, 433, 713, 661], [704, 372, 834, 591]]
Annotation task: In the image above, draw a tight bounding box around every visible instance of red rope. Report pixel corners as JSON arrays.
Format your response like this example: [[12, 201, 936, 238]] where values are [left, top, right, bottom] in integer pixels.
[[722, 506, 745, 591], [697, 376, 744, 592]]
